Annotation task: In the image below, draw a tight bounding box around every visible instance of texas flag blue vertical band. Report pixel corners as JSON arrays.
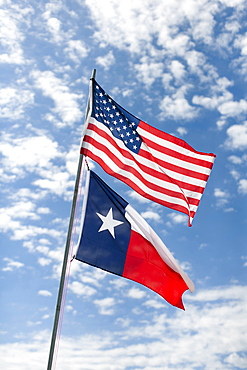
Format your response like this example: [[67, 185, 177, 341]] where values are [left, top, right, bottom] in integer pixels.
[[75, 170, 194, 309]]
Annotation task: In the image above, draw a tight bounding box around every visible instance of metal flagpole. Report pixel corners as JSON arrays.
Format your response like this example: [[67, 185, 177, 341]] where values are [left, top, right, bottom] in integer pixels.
[[46, 69, 96, 370]]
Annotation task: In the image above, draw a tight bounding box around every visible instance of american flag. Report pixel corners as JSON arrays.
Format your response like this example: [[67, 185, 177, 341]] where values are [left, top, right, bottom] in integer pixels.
[[81, 79, 216, 226]]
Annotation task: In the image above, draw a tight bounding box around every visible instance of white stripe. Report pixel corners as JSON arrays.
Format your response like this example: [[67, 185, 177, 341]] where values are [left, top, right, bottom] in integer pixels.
[[87, 119, 207, 191], [141, 142, 212, 176], [138, 125, 215, 164], [83, 122, 199, 210], [83, 140, 198, 213], [125, 204, 195, 292]]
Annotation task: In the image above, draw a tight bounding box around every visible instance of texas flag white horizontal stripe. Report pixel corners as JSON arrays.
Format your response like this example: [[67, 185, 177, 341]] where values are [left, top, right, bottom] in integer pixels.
[[125, 204, 194, 292]]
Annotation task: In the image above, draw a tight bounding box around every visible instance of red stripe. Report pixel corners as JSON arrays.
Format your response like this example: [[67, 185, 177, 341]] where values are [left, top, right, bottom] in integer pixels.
[[83, 124, 204, 195], [123, 230, 188, 309], [139, 148, 210, 182], [85, 123, 206, 194], [81, 147, 194, 218], [82, 134, 189, 201], [140, 130, 214, 170], [139, 121, 216, 159]]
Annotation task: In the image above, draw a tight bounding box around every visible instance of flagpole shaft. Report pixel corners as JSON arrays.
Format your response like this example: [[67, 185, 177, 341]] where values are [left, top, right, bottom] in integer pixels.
[[47, 153, 85, 370], [91, 68, 96, 80], [47, 69, 96, 370]]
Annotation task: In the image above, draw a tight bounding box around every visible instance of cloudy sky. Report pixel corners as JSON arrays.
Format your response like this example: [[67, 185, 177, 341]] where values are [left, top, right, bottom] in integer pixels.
[[1, 0, 247, 369]]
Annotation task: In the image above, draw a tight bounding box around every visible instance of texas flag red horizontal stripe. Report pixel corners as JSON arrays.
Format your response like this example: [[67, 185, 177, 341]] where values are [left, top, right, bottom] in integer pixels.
[[123, 231, 189, 308], [75, 170, 194, 309], [81, 79, 216, 226]]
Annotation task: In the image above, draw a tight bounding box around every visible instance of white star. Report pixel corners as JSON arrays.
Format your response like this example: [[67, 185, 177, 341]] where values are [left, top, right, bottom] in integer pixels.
[[96, 208, 124, 238]]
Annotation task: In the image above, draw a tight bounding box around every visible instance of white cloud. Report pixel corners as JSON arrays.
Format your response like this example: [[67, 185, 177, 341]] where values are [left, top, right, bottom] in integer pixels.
[[83, 0, 247, 127], [0, 134, 61, 179], [238, 179, 247, 194], [2, 258, 24, 272], [225, 122, 247, 150], [1, 284, 246, 369], [214, 187, 229, 207], [170, 60, 187, 82], [85, 0, 234, 66], [33, 172, 73, 197], [0, 133, 76, 199], [38, 258, 52, 266], [64, 40, 88, 64], [216, 117, 227, 130], [192, 77, 233, 113], [179, 261, 192, 272], [0, 5, 28, 65], [115, 317, 131, 328], [234, 31, 247, 56], [38, 290, 52, 297], [230, 169, 241, 180], [134, 56, 164, 86], [126, 190, 151, 204], [128, 287, 146, 299], [159, 87, 198, 120], [228, 155, 244, 164], [0, 88, 34, 120], [47, 17, 62, 43], [166, 212, 188, 226], [218, 99, 247, 117], [65, 144, 80, 176], [42, 314, 50, 320], [1, 201, 39, 221], [225, 353, 247, 369], [186, 284, 246, 302], [43, 56, 72, 75], [31, 70, 83, 126], [176, 127, 187, 136], [93, 297, 116, 315], [41, 4, 71, 45], [0, 208, 61, 241], [37, 207, 51, 215], [140, 210, 161, 222], [143, 299, 165, 309], [69, 281, 97, 297], [214, 188, 228, 198], [10, 188, 47, 202], [96, 51, 115, 70], [220, 0, 246, 7]]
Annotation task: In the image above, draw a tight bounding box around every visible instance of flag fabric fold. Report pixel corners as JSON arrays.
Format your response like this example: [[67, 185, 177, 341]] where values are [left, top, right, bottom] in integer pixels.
[[80, 79, 216, 226], [75, 170, 194, 310]]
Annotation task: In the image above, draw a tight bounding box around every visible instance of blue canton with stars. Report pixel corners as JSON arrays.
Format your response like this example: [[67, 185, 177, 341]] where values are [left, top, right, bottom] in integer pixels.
[[91, 80, 142, 154]]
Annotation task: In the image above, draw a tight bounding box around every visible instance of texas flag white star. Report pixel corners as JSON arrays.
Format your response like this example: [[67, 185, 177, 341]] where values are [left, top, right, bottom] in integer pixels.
[[96, 208, 124, 239]]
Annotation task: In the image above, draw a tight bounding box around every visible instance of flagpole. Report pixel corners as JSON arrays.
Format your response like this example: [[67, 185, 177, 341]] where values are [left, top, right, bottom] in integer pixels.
[[46, 69, 96, 370]]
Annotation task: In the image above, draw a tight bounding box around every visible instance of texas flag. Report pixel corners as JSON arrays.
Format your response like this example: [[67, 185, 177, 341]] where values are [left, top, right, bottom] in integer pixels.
[[75, 170, 194, 309]]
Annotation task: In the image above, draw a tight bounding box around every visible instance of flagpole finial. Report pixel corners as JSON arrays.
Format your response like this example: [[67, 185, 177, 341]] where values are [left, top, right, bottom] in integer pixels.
[[91, 69, 96, 80]]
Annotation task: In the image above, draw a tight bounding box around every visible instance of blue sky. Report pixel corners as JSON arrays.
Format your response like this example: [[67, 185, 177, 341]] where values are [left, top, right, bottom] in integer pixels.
[[1, 0, 247, 369]]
